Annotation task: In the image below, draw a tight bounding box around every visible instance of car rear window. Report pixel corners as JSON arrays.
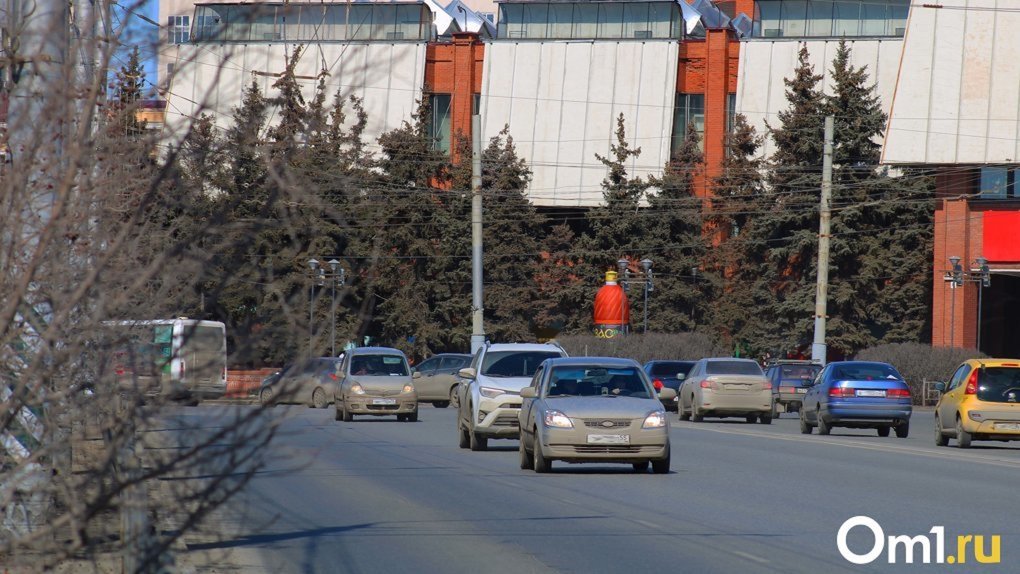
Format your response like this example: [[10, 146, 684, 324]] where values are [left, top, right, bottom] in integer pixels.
[[976, 367, 1020, 404], [831, 364, 901, 381], [481, 351, 563, 377], [779, 365, 821, 383], [650, 362, 694, 377], [705, 361, 763, 376]]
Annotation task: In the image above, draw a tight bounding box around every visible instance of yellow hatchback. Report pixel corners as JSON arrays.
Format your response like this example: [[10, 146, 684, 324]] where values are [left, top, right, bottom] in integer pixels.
[[934, 359, 1020, 448]]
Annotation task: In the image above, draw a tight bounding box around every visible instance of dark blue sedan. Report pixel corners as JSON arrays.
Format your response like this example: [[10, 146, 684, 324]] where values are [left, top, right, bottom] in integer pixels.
[[799, 361, 912, 438]]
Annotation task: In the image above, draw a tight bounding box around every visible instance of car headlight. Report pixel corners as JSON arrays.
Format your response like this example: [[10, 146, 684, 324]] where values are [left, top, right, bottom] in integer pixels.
[[479, 386, 505, 399], [402, 383, 414, 394], [350, 383, 365, 395], [642, 411, 668, 429], [544, 410, 573, 429]]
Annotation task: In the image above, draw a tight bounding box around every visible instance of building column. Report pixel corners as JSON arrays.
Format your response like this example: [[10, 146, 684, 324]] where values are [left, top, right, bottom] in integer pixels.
[[932, 168, 978, 348], [450, 32, 482, 162], [701, 27, 732, 199]]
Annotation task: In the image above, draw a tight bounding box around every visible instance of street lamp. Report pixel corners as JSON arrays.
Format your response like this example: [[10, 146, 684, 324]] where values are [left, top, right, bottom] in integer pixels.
[[942, 255, 991, 350], [616, 257, 654, 334], [617, 259, 629, 336], [326, 259, 346, 356], [308, 258, 319, 355]]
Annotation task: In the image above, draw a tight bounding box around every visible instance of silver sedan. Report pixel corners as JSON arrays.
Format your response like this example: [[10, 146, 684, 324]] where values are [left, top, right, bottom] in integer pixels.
[[518, 357, 675, 474]]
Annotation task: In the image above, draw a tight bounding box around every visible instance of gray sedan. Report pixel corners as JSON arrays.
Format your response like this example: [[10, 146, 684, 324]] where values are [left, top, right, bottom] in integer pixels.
[[518, 357, 675, 474]]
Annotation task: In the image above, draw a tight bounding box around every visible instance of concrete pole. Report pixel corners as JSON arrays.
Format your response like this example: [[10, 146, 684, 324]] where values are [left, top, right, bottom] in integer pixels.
[[470, 115, 485, 353], [811, 116, 834, 365]]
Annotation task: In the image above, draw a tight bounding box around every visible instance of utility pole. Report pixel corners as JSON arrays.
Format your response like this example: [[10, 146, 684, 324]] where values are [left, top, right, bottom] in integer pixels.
[[811, 116, 834, 365], [470, 115, 485, 353]]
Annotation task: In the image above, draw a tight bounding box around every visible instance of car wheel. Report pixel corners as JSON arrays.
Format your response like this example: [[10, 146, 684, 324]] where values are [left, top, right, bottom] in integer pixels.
[[632, 461, 650, 473], [691, 399, 704, 423], [312, 388, 328, 409], [342, 404, 353, 422], [652, 451, 670, 475], [877, 426, 891, 437], [817, 413, 831, 435], [745, 414, 757, 424], [934, 416, 949, 447], [678, 399, 691, 421], [469, 429, 488, 451], [397, 414, 407, 422], [259, 388, 274, 407], [771, 401, 780, 420], [433, 401, 450, 409], [759, 413, 772, 425], [334, 405, 342, 421], [894, 422, 909, 438], [407, 410, 418, 423], [799, 409, 812, 434], [519, 439, 533, 470], [458, 422, 470, 449], [533, 436, 552, 473], [955, 416, 972, 448], [449, 386, 459, 409]]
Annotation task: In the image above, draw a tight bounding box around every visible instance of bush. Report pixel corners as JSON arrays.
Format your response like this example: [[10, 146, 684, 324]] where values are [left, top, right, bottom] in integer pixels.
[[555, 332, 730, 364], [853, 343, 985, 404]]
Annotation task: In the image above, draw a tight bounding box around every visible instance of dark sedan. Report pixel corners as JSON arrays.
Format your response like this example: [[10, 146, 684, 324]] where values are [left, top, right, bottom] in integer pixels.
[[643, 360, 695, 412]]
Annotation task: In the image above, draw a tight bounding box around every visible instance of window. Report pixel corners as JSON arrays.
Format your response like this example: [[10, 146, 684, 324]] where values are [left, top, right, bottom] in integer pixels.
[[672, 93, 705, 154], [168, 15, 190, 44], [979, 167, 1012, 199], [726, 93, 737, 136], [498, 2, 680, 40], [706, 360, 764, 376], [752, 0, 909, 38], [428, 94, 452, 154], [192, 3, 431, 42]]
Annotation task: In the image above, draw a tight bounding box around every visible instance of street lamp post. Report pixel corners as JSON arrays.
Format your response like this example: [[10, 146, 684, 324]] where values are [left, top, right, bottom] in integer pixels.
[[942, 255, 991, 350], [308, 258, 346, 356], [308, 259, 319, 355], [616, 258, 654, 335], [617, 259, 629, 336]]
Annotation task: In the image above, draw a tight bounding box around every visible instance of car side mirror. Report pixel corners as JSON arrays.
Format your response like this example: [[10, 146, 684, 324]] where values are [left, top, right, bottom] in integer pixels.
[[520, 387, 536, 399], [658, 388, 677, 402], [412, 371, 422, 380], [458, 367, 476, 380], [933, 382, 946, 393]]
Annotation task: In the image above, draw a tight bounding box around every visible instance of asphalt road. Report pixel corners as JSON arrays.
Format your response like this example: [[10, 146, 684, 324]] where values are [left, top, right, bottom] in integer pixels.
[[178, 405, 1020, 574]]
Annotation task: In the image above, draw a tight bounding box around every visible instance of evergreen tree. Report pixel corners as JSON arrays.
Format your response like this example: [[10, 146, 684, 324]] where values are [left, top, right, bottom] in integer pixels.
[[644, 125, 709, 332], [109, 46, 147, 137]]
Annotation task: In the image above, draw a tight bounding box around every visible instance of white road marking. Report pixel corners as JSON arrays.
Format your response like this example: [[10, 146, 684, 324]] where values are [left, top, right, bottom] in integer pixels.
[[673, 422, 1020, 469], [732, 550, 769, 564]]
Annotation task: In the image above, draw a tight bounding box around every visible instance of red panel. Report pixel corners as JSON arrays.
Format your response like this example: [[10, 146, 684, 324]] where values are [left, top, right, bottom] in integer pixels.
[[983, 211, 1020, 262]]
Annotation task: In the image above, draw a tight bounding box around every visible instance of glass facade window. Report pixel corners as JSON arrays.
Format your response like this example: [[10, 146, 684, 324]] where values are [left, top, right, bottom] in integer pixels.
[[498, 2, 681, 40], [726, 93, 737, 136], [672, 93, 705, 154], [429, 94, 452, 154], [979, 167, 1013, 199], [168, 15, 190, 44], [752, 0, 908, 38], [192, 3, 432, 43]]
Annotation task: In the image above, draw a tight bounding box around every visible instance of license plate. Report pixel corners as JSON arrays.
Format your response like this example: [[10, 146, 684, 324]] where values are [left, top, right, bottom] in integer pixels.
[[372, 398, 396, 405], [994, 423, 1020, 431], [797, 388, 808, 394], [856, 390, 886, 398], [587, 434, 630, 445]]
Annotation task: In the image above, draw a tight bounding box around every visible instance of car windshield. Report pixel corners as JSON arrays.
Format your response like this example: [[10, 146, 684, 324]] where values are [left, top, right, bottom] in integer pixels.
[[481, 351, 562, 377], [831, 364, 901, 381], [547, 366, 652, 399], [706, 361, 763, 376], [976, 367, 1020, 404], [351, 355, 409, 376], [779, 365, 821, 383], [650, 362, 693, 377]]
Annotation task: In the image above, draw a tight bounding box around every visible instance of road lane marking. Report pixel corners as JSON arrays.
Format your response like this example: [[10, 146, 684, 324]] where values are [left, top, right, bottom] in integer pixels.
[[673, 422, 1020, 469], [732, 550, 769, 564]]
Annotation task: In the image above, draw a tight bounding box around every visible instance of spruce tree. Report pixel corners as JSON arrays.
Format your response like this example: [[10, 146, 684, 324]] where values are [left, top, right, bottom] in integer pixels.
[[644, 125, 709, 332]]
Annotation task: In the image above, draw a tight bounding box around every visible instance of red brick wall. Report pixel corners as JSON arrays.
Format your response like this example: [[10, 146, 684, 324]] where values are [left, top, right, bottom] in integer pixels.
[[425, 33, 484, 162]]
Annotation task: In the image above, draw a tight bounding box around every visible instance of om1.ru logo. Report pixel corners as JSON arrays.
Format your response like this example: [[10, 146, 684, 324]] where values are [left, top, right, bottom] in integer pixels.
[[837, 516, 1001, 565]]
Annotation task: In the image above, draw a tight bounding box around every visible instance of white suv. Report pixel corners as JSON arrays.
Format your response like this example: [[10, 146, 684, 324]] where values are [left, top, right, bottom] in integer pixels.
[[456, 342, 568, 451]]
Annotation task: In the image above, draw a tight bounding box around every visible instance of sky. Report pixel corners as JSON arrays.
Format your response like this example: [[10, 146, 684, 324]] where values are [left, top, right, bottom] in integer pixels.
[[115, 0, 160, 96]]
